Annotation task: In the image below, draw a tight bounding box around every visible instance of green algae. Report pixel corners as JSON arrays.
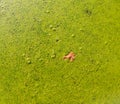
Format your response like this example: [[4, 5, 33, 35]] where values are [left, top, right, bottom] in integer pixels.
[[0, 0, 120, 104]]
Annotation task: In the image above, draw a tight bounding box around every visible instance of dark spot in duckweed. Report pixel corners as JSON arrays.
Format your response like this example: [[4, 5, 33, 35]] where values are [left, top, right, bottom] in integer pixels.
[[55, 37, 60, 42], [56, 39, 59, 42], [85, 9, 92, 16]]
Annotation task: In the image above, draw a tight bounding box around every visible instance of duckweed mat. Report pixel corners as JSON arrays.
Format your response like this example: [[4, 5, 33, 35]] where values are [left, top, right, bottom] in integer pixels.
[[0, 0, 120, 104]]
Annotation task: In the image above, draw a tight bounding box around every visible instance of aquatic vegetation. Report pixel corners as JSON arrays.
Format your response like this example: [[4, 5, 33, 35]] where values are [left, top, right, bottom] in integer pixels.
[[0, 0, 120, 104]]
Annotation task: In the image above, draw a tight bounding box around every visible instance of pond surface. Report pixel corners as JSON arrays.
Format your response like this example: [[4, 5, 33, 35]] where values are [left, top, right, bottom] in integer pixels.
[[0, 0, 120, 104]]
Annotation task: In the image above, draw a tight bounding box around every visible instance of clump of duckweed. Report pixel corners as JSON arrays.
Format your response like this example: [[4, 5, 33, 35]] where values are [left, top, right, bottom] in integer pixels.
[[46, 10, 50, 13], [49, 25, 53, 29], [79, 47, 82, 50], [39, 58, 44, 62], [51, 54, 56, 58], [104, 41, 108, 45], [71, 34, 75, 37], [22, 53, 26, 57], [51, 49, 56, 58], [49, 24, 56, 31], [48, 33, 51, 36], [27, 60, 31, 64], [26, 57, 31, 64], [80, 28, 83, 31], [52, 27, 56, 31]]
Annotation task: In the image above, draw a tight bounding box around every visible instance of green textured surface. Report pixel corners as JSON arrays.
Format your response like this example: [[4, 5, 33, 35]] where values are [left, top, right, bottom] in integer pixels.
[[0, 0, 120, 104]]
